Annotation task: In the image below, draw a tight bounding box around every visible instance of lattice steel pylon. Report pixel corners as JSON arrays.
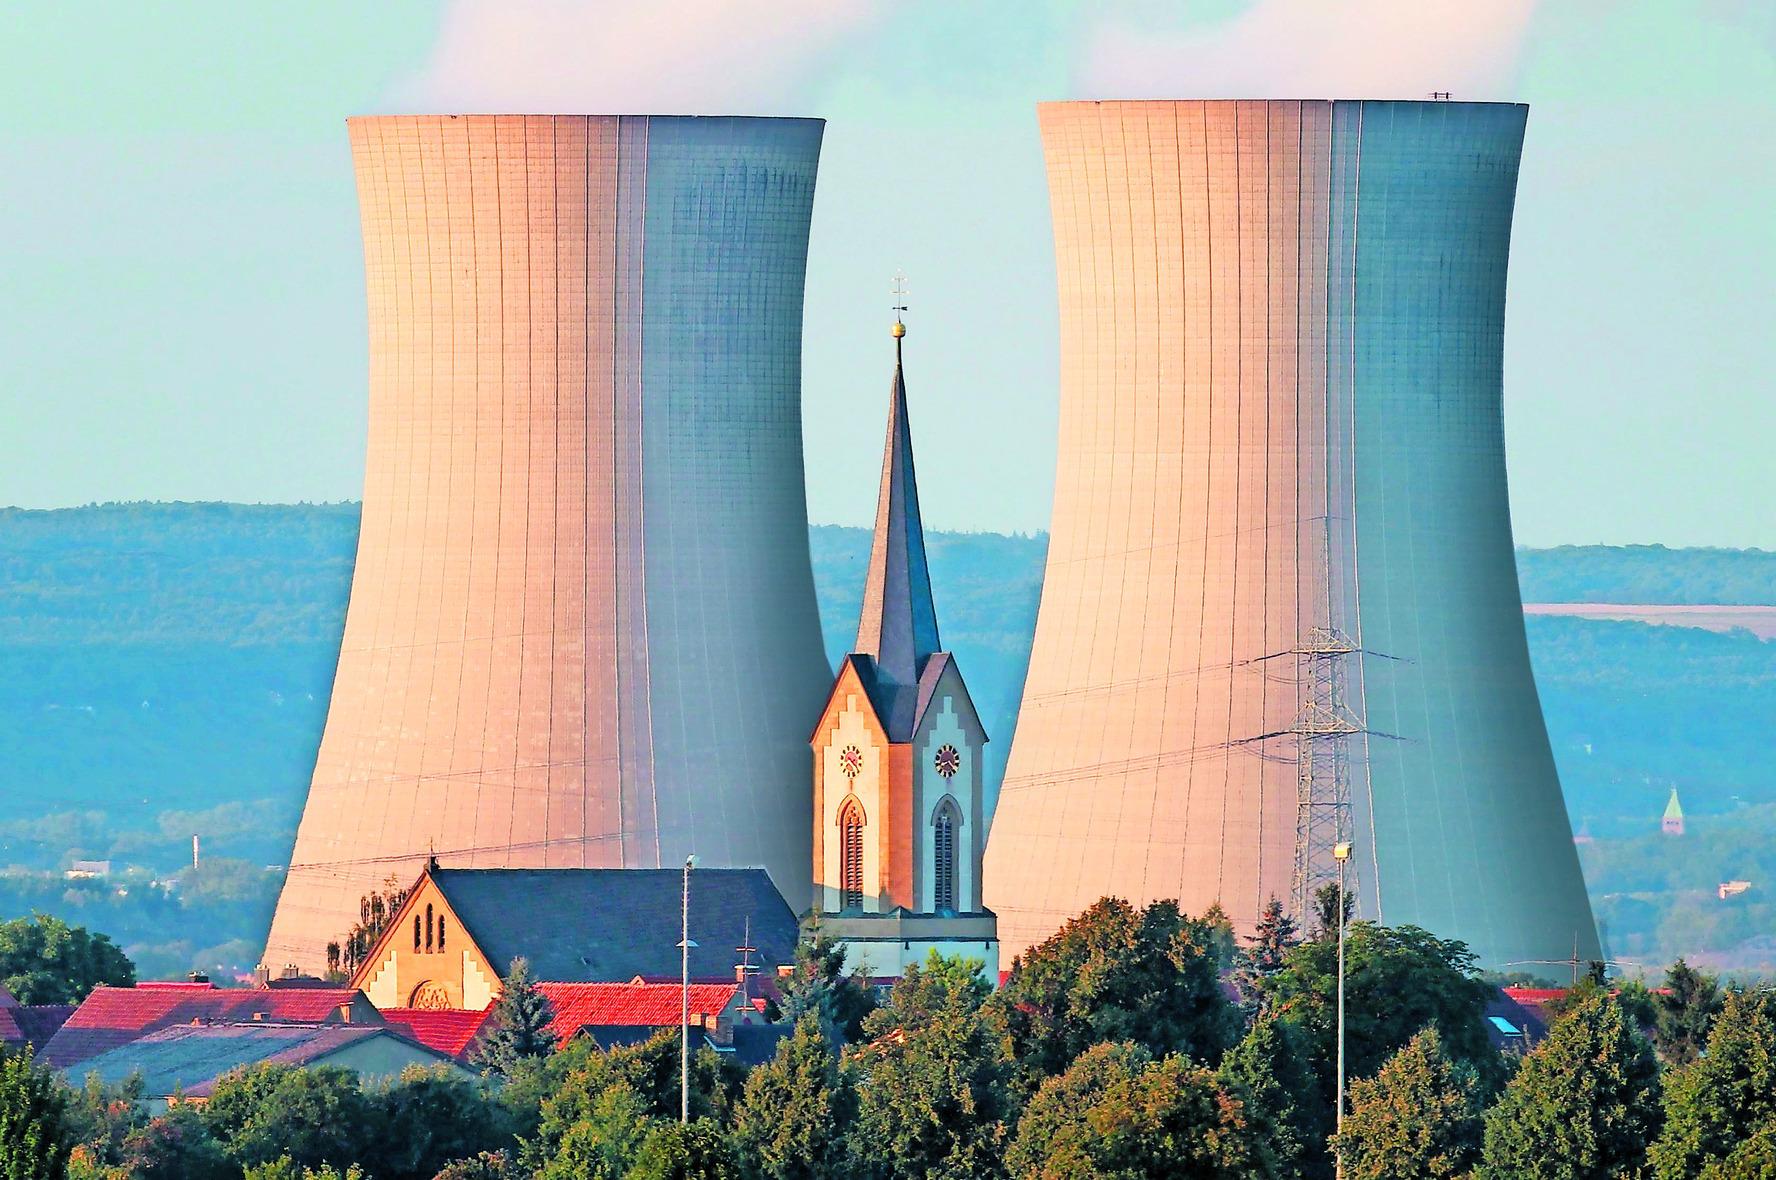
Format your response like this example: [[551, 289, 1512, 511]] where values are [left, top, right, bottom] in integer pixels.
[[1289, 627, 1366, 921]]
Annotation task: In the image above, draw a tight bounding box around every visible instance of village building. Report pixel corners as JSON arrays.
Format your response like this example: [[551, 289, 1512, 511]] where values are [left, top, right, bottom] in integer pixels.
[[0, 984, 75, 1057], [1662, 787, 1685, 836], [808, 315, 999, 981], [345, 864, 797, 1011]]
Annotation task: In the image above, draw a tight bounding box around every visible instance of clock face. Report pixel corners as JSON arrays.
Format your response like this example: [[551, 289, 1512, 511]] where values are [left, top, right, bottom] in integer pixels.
[[935, 744, 961, 779], [840, 744, 863, 779]]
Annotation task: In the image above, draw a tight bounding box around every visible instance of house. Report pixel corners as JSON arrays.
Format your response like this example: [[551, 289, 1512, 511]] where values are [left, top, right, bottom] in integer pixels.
[[39, 982, 379, 1071], [0, 984, 75, 1056], [64, 860, 111, 880], [346, 863, 798, 1011], [63, 1022, 472, 1110], [378, 1006, 495, 1061]]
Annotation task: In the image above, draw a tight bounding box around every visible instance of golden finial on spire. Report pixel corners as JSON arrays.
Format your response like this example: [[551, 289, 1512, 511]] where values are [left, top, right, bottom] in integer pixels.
[[891, 271, 908, 340]]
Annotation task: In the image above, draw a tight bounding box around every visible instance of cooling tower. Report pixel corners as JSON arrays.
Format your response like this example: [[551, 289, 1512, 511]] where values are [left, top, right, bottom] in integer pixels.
[[984, 100, 1598, 970], [265, 115, 831, 972]]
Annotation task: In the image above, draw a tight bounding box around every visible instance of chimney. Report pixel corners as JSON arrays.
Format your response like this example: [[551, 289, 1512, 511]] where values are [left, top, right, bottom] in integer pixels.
[[187, 971, 210, 985], [280, 963, 299, 980], [252, 964, 271, 990]]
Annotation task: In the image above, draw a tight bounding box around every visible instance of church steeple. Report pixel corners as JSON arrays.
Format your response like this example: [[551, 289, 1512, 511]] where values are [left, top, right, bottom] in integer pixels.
[[854, 297, 940, 692]]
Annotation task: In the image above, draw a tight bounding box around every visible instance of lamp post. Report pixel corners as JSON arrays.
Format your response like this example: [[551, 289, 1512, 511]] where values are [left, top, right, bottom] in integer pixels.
[[680, 854, 698, 1124], [1333, 840, 1352, 1179]]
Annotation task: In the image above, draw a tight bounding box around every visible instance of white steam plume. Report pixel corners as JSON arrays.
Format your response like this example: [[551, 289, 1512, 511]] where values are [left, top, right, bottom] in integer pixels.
[[394, 0, 876, 114], [1076, 0, 1541, 101]]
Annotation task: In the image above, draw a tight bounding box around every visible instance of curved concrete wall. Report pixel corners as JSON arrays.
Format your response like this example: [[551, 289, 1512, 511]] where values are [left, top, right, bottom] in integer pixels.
[[265, 115, 830, 971], [984, 100, 1598, 969]]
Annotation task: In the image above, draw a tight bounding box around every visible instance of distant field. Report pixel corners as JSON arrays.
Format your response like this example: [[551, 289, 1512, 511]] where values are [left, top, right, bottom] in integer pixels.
[[1524, 603, 1776, 640]]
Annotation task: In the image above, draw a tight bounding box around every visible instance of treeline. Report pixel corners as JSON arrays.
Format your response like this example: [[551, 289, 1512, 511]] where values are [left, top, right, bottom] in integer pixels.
[[8, 899, 1773, 1178], [1515, 543, 1776, 606]]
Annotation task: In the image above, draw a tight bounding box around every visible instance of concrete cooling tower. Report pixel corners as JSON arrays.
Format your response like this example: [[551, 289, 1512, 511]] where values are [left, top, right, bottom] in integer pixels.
[[984, 100, 1599, 970], [265, 115, 831, 973]]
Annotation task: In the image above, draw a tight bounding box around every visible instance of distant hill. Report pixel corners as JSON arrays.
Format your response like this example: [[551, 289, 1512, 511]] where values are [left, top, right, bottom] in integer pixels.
[[5, 502, 1776, 845]]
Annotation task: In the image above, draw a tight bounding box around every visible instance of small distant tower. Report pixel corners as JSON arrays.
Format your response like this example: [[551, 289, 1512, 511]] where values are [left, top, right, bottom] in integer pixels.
[[1662, 788, 1685, 836], [807, 291, 998, 983]]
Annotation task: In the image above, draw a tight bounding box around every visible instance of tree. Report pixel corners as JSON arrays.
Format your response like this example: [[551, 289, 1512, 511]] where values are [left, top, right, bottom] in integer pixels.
[[203, 1064, 377, 1174], [1311, 883, 1353, 940], [1648, 988, 1776, 1178], [62, 1072, 146, 1167], [1262, 922, 1499, 1092], [1479, 990, 1661, 1179], [731, 1016, 857, 1180], [534, 1082, 651, 1180], [0, 1048, 76, 1180], [328, 875, 412, 979], [0, 914, 135, 1004], [778, 915, 877, 1045], [431, 1152, 519, 1180], [850, 973, 1014, 1179], [1217, 1015, 1323, 1179], [1333, 1028, 1482, 1180], [116, 1106, 233, 1180], [1234, 897, 1299, 1007], [1652, 958, 1722, 1066], [470, 958, 557, 1076], [1006, 1042, 1259, 1179], [1001, 897, 1238, 1082], [366, 1065, 510, 1180], [629, 1119, 741, 1180]]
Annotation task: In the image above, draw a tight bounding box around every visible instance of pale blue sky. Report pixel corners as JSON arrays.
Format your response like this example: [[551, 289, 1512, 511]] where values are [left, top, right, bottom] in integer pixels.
[[2, 1, 1771, 546]]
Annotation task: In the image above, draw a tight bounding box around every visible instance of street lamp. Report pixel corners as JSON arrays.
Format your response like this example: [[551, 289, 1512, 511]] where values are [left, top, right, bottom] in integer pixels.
[[1332, 840, 1352, 1179], [680, 854, 698, 1124]]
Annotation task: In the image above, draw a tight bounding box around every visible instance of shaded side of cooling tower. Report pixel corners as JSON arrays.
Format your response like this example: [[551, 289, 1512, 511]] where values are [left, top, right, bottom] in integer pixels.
[[264, 115, 830, 973], [984, 99, 1598, 970]]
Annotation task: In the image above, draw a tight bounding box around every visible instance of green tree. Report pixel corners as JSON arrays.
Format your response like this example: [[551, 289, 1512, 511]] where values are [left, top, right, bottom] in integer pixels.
[[1001, 897, 1237, 1082], [779, 915, 877, 1045], [1648, 989, 1776, 1178], [1234, 897, 1300, 1008], [862, 951, 992, 1037], [533, 1081, 650, 1180], [731, 1016, 857, 1180], [117, 1105, 233, 1180], [1217, 1014, 1323, 1180], [203, 1064, 377, 1174], [431, 1151, 519, 1179], [366, 1065, 509, 1180], [1652, 958, 1722, 1066], [0, 1049, 76, 1180], [62, 1072, 146, 1166], [1333, 1028, 1482, 1180], [851, 973, 1013, 1179], [470, 957, 557, 1076], [0, 914, 135, 1004], [1311, 883, 1354, 940], [1006, 1042, 1258, 1179], [1479, 990, 1661, 1179], [630, 1119, 741, 1180], [1262, 922, 1499, 1092]]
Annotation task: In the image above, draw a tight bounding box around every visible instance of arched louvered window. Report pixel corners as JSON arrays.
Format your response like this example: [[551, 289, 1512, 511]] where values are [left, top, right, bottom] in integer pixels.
[[413, 914, 421, 951], [933, 799, 960, 914], [438, 915, 446, 952], [839, 799, 865, 911], [425, 903, 434, 952]]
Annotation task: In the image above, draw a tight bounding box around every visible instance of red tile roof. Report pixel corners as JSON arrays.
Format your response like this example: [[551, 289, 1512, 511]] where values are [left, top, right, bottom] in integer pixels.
[[538, 981, 739, 1045], [40, 985, 375, 1070], [379, 1007, 495, 1060], [0, 984, 18, 1009]]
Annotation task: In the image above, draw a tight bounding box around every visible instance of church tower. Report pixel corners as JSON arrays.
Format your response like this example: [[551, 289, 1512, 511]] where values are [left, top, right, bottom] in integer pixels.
[[808, 303, 999, 982]]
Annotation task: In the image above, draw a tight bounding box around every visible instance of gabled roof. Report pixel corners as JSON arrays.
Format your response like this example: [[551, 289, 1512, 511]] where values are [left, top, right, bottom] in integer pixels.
[[63, 1022, 446, 1098], [429, 868, 797, 985], [539, 981, 740, 1045], [378, 1007, 494, 1060], [1664, 788, 1684, 821], [0, 1004, 75, 1053], [39, 984, 373, 1070], [853, 331, 940, 701], [0, 984, 18, 1009], [828, 649, 983, 747]]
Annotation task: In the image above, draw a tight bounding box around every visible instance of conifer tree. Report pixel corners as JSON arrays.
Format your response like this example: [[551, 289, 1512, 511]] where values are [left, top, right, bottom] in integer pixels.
[[778, 915, 876, 1045], [1648, 988, 1776, 1178], [1333, 1027, 1482, 1180], [1217, 1015, 1322, 1179], [0, 1049, 75, 1180], [1235, 897, 1300, 1006], [472, 958, 557, 1076], [1479, 991, 1661, 1179], [1652, 958, 1721, 1066]]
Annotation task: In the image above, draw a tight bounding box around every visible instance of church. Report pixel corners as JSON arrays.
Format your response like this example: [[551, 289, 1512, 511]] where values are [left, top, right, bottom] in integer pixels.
[[808, 313, 1000, 980]]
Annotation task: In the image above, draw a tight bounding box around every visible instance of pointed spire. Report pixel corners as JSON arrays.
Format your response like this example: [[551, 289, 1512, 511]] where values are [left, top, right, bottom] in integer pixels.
[[855, 295, 940, 690]]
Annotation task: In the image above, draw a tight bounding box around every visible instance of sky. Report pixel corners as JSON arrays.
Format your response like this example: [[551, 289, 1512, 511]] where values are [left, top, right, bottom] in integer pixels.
[[1, 0, 1772, 547]]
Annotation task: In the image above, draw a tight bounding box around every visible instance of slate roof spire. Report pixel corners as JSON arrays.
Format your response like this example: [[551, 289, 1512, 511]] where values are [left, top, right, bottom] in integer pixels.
[[854, 299, 940, 691]]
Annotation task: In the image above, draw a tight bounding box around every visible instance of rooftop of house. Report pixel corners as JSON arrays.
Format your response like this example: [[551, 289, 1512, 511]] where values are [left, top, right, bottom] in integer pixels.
[[0, 1003, 77, 1053], [39, 984, 375, 1070], [538, 981, 740, 1045], [378, 1006, 494, 1060], [63, 1022, 435, 1099], [425, 867, 798, 985]]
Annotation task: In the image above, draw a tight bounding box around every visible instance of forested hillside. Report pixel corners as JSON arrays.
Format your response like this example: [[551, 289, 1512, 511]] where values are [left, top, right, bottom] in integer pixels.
[[3, 502, 1774, 975]]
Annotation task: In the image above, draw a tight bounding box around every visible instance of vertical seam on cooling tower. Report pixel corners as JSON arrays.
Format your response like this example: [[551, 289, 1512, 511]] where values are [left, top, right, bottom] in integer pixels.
[[1348, 103, 1382, 923], [611, 120, 626, 860], [638, 117, 661, 868], [1188, 100, 1213, 905], [580, 118, 593, 868], [1220, 102, 1242, 903], [500, 117, 524, 870]]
